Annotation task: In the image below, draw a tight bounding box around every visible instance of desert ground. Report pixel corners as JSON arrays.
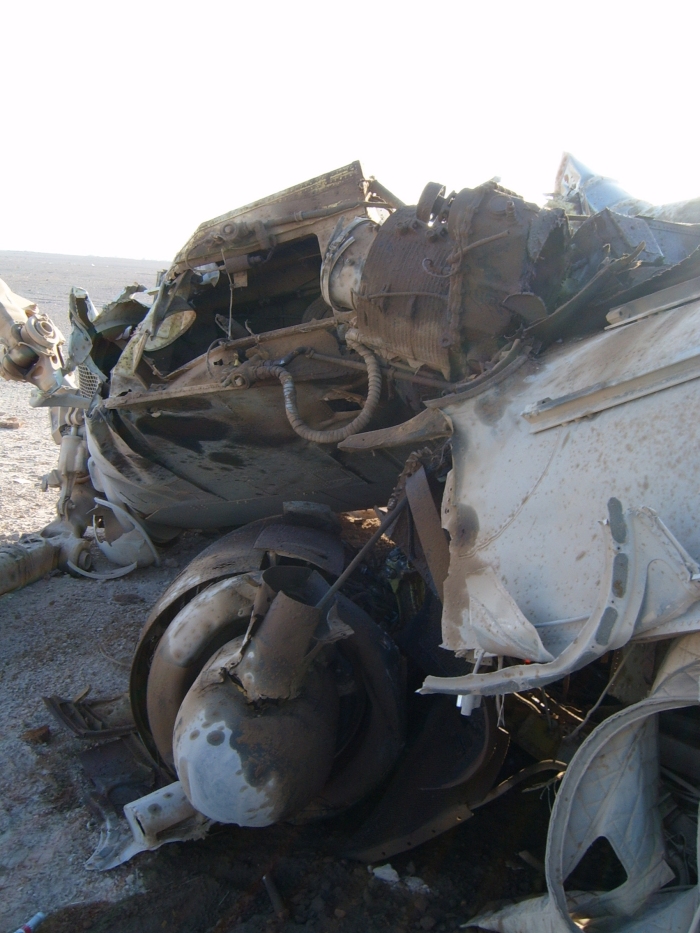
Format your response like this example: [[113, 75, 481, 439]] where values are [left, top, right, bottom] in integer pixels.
[[0, 253, 546, 933]]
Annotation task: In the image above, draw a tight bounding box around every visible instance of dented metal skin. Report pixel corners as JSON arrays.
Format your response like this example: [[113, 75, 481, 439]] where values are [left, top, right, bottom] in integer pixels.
[[4, 156, 700, 557], [169, 566, 344, 828], [174, 634, 340, 827], [436, 299, 700, 645], [9, 157, 700, 927], [129, 516, 406, 841]]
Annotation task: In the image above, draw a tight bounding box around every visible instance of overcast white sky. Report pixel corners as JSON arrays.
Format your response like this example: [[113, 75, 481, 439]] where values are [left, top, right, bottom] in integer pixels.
[[2, 0, 698, 261]]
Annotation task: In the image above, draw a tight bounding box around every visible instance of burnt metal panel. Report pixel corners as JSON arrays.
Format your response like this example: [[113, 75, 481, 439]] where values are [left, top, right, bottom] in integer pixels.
[[172, 162, 367, 273], [354, 207, 453, 377], [254, 524, 345, 576]]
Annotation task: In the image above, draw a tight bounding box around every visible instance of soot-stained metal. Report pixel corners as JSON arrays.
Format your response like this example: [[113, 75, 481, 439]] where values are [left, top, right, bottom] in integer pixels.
[[9, 155, 700, 930]]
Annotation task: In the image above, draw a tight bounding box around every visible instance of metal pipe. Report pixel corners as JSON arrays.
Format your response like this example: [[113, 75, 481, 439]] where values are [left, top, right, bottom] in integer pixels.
[[316, 496, 409, 611], [254, 343, 383, 444], [366, 177, 405, 209], [263, 874, 288, 920], [288, 347, 451, 389], [426, 340, 526, 408], [364, 290, 449, 302], [12, 912, 46, 933], [216, 315, 337, 352], [472, 760, 567, 809], [268, 200, 391, 228]]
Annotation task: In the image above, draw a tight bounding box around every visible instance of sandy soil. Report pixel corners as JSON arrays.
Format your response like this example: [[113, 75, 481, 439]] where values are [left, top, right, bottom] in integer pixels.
[[0, 254, 545, 933], [0, 251, 167, 542]]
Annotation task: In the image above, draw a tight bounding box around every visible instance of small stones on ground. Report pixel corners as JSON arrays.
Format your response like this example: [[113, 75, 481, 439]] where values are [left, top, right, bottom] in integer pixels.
[[0, 417, 21, 429], [405, 877, 431, 895], [112, 593, 145, 605], [20, 724, 52, 745], [335, 908, 347, 918], [372, 864, 400, 884], [419, 916, 437, 930], [413, 895, 428, 914], [310, 895, 326, 914]]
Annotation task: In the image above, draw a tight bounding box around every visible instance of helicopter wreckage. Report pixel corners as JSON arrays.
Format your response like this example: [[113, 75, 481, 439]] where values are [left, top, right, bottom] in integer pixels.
[[4, 155, 700, 930]]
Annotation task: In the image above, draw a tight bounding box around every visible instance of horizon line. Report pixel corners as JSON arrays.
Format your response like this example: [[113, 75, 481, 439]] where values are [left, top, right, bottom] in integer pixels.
[[0, 248, 170, 264]]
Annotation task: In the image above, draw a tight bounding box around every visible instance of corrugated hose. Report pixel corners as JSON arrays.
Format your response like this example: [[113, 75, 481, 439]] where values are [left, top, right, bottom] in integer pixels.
[[253, 342, 382, 444]]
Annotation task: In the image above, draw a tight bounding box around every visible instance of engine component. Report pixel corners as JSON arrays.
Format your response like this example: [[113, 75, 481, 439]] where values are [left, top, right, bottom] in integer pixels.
[[166, 557, 405, 829], [0, 278, 66, 397], [252, 340, 382, 444], [352, 185, 566, 379], [320, 215, 379, 313], [173, 567, 341, 826], [146, 572, 262, 767], [0, 533, 91, 596], [134, 514, 404, 833]]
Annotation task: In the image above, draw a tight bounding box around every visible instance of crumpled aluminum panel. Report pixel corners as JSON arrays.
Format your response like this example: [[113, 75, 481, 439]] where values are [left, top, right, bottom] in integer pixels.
[[469, 632, 700, 933], [436, 297, 700, 652]]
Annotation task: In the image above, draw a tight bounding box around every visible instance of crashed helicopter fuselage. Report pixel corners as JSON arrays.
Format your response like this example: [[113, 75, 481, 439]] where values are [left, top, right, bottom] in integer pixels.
[[4, 156, 700, 931]]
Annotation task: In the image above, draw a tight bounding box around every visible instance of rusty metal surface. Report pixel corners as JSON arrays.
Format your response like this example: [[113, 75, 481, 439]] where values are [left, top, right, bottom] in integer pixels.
[[353, 184, 566, 381], [134, 515, 388, 787], [88, 396, 406, 531], [132, 513, 348, 763], [171, 162, 368, 273], [140, 560, 405, 818], [444, 183, 566, 360], [0, 537, 61, 595], [354, 207, 453, 377], [0, 532, 92, 595], [14, 160, 700, 887], [404, 466, 450, 603], [231, 568, 327, 702], [337, 407, 452, 451], [129, 521, 272, 762], [43, 693, 135, 741], [86, 310, 414, 530], [8, 159, 700, 585], [168, 571, 342, 826], [170, 566, 401, 828], [145, 574, 261, 768], [174, 639, 339, 826], [253, 524, 345, 576]]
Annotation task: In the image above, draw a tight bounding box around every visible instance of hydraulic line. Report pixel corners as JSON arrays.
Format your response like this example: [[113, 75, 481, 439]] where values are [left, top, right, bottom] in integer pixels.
[[253, 342, 382, 444]]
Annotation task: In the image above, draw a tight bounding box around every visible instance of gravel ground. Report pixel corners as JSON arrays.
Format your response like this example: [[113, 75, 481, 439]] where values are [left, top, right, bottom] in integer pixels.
[[0, 254, 544, 933], [0, 250, 167, 542]]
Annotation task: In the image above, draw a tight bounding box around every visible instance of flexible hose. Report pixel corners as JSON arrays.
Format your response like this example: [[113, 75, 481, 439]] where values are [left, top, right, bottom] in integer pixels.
[[254, 342, 382, 444]]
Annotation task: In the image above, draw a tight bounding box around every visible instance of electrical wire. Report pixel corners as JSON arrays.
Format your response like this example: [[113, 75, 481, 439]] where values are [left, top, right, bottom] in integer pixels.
[[566, 651, 632, 742]]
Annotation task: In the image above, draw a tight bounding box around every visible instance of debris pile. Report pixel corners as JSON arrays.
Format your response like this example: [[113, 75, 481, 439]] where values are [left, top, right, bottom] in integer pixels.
[[4, 155, 700, 931]]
